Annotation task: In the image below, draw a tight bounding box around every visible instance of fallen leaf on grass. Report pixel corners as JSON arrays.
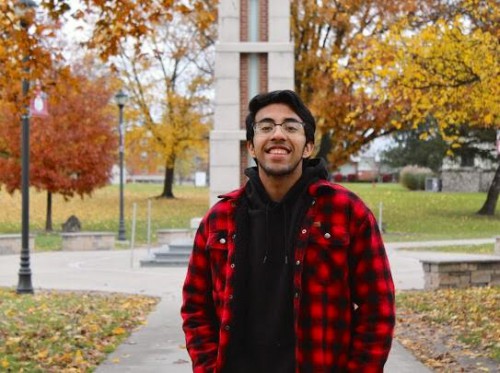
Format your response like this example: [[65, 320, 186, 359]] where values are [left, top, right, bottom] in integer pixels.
[[1, 358, 9, 368], [112, 327, 126, 336]]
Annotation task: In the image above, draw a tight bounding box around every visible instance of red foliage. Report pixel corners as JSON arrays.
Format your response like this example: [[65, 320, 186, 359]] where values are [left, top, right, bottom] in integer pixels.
[[0, 67, 117, 199]]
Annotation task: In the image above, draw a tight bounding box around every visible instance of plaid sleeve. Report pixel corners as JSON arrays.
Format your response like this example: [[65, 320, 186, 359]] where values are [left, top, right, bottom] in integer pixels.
[[347, 208, 395, 372], [181, 216, 219, 372]]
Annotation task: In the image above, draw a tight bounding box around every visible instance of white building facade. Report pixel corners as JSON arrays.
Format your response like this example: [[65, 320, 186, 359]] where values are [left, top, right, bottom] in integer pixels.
[[209, 0, 295, 205]]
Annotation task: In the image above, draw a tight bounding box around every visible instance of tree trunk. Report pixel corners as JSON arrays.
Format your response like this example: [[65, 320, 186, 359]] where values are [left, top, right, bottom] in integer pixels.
[[477, 161, 500, 215], [159, 165, 175, 198], [45, 191, 53, 231], [315, 132, 332, 161]]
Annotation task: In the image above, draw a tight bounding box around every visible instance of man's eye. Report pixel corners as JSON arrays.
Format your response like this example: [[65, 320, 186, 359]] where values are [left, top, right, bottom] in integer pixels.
[[260, 124, 273, 132], [284, 124, 299, 132]]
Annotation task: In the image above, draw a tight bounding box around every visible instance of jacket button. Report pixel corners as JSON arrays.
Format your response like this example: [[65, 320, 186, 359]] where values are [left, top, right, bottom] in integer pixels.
[[230, 263, 235, 269], [324, 233, 331, 239], [228, 294, 233, 300], [232, 234, 236, 239], [311, 199, 316, 205], [219, 238, 226, 244], [295, 260, 301, 266], [301, 229, 307, 234], [224, 325, 231, 331], [294, 291, 300, 298]]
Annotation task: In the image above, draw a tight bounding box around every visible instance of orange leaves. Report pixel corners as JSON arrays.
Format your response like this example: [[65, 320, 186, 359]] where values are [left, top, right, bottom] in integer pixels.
[[292, 0, 420, 167], [293, 0, 499, 168]]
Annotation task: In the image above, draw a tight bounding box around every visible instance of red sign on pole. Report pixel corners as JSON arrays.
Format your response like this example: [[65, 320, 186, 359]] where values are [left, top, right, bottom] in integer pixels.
[[30, 82, 49, 117]]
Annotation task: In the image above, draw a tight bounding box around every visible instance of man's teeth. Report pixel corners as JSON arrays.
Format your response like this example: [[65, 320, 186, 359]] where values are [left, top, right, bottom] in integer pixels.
[[269, 148, 288, 154]]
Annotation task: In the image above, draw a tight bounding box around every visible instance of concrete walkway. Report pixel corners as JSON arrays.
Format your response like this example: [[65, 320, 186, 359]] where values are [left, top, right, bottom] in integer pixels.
[[0, 238, 495, 372]]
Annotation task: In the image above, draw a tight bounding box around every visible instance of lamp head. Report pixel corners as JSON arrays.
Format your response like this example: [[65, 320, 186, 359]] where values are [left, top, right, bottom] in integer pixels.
[[115, 89, 128, 107]]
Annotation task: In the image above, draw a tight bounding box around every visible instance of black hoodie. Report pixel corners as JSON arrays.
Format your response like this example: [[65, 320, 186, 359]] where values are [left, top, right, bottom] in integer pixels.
[[224, 159, 329, 373]]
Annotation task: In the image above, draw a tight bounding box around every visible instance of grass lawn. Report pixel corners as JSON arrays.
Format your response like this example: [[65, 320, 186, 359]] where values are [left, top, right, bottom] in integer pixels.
[[399, 243, 495, 254], [342, 183, 500, 242], [0, 288, 158, 371], [0, 184, 209, 251], [0, 182, 499, 251]]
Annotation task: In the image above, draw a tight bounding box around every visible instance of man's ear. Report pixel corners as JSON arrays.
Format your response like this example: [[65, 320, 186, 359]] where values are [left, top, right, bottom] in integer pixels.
[[302, 141, 314, 158], [247, 141, 255, 158]]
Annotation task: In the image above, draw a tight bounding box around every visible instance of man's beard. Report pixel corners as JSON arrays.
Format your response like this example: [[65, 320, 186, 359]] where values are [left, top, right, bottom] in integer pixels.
[[257, 157, 303, 177]]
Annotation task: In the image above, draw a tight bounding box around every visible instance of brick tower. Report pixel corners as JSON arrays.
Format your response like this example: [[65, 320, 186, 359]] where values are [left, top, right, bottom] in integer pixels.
[[209, 0, 294, 205]]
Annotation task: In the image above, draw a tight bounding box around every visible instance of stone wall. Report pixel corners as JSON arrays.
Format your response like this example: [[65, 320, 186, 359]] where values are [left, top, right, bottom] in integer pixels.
[[0, 234, 36, 255], [441, 169, 495, 192], [422, 258, 500, 289], [61, 232, 115, 251]]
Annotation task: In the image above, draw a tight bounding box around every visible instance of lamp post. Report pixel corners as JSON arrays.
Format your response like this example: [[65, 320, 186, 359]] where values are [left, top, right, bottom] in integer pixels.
[[15, 0, 37, 295], [115, 89, 128, 242]]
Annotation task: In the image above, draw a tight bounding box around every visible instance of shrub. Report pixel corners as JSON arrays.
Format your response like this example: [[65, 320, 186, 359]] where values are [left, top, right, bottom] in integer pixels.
[[381, 173, 394, 183], [347, 173, 358, 182], [332, 173, 344, 182], [400, 165, 434, 191]]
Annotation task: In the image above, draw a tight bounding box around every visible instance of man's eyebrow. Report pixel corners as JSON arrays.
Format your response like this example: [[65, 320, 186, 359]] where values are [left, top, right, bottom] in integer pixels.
[[256, 116, 300, 122]]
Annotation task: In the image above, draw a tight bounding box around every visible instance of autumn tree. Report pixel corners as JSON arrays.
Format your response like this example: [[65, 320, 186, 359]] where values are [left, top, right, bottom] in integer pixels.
[[291, 0, 429, 168], [2, 1, 217, 205], [115, 3, 215, 198], [365, 0, 499, 214], [0, 63, 118, 230]]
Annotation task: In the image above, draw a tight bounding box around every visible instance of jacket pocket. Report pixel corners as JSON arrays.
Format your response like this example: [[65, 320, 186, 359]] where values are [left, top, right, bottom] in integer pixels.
[[304, 225, 350, 285], [207, 231, 229, 292]]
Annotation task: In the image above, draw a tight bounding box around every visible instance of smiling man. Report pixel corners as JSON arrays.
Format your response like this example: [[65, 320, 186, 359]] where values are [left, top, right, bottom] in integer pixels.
[[181, 90, 395, 372]]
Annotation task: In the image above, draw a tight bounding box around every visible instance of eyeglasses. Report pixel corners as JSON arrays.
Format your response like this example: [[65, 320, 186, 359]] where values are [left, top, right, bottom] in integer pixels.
[[253, 119, 305, 135]]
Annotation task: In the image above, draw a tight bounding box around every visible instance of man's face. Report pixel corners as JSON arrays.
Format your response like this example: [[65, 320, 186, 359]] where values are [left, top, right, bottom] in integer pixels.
[[247, 103, 314, 181]]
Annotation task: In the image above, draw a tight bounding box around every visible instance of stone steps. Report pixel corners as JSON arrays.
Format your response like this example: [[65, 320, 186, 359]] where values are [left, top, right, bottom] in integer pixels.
[[140, 239, 192, 267]]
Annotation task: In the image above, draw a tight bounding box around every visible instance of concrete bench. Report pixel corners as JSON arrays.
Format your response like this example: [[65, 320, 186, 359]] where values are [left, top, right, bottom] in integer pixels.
[[421, 257, 500, 289], [0, 234, 36, 255], [61, 232, 115, 251], [157, 217, 202, 246]]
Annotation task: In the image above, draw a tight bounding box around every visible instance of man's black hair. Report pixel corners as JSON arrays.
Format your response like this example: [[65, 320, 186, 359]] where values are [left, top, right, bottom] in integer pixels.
[[245, 90, 316, 144]]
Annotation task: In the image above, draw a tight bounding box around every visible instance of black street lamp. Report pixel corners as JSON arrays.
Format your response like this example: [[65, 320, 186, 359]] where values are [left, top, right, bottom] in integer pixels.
[[115, 89, 128, 242], [15, 0, 37, 295]]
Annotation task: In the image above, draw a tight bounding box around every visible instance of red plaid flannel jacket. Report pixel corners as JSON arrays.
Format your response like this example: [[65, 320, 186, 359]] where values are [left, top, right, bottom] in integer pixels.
[[181, 180, 395, 372]]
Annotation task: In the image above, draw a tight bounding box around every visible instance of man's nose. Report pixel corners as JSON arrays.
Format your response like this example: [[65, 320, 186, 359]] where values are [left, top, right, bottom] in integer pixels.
[[270, 124, 287, 139]]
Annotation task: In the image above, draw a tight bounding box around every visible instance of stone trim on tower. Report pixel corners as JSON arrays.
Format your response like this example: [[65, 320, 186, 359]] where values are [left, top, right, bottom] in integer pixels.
[[210, 0, 294, 205]]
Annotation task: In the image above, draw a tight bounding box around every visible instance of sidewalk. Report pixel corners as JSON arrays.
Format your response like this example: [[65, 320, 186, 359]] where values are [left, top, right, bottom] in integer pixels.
[[1, 238, 493, 372]]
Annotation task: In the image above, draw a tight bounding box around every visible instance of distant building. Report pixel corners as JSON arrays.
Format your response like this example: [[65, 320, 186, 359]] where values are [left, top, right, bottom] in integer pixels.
[[441, 142, 497, 192], [110, 164, 129, 185], [336, 154, 394, 182]]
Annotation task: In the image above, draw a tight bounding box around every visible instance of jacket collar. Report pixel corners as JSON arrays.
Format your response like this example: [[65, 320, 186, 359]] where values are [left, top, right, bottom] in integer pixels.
[[218, 186, 246, 201], [218, 178, 339, 204]]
